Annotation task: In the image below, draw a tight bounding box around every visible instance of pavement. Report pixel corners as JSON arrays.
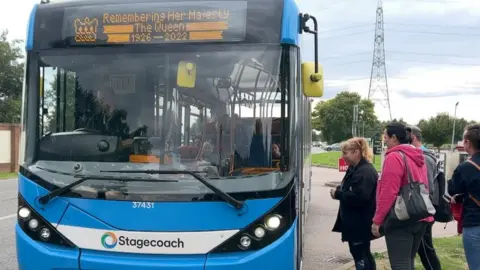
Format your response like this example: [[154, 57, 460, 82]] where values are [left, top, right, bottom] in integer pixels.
[[0, 166, 458, 270], [303, 167, 459, 270], [0, 178, 19, 270]]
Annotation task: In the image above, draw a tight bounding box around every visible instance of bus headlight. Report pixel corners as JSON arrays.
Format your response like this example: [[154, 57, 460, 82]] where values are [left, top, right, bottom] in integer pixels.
[[17, 193, 75, 248], [18, 207, 31, 220], [28, 219, 39, 230], [254, 227, 266, 238], [40, 228, 51, 241], [265, 215, 282, 231], [239, 235, 251, 249], [210, 182, 296, 253]]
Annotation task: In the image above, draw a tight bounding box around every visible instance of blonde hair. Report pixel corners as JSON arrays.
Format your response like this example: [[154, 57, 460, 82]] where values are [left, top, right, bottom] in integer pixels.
[[340, 137, 373, 162]]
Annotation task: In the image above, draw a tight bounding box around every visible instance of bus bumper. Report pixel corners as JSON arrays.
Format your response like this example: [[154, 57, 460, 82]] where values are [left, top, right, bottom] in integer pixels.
[[16, 221, 297, 270], [16, 224, 79, 270], [205, 220, 296, 270]]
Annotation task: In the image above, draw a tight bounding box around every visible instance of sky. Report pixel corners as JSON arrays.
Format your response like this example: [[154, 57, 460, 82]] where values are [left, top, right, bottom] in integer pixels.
[[1, 0, 480, 125]]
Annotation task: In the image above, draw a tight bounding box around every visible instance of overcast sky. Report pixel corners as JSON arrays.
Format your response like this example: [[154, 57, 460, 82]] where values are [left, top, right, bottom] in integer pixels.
[[2, 0, 479, 124]]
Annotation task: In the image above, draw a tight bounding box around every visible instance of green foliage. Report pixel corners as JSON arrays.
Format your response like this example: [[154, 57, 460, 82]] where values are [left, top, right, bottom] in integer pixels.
[[417, 113, 470, 150], [312, 152, 382, 171], [0, 29, 24, 123], [311, 91, 379, 144], [368, 236, 465, 270], [42, 71, 78, 133], [380, 118, 409, 129], [0, 98, 21, 123]]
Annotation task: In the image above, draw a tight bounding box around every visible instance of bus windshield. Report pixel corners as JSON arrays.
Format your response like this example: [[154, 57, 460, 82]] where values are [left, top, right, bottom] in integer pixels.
[[30, 44, 291, 198]]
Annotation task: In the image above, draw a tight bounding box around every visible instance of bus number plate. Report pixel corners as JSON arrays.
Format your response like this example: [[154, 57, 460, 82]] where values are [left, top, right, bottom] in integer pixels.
[[132, 202, 155, 209]]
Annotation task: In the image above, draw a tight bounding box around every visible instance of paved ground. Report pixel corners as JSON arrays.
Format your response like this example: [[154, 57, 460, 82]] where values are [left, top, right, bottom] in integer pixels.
[[303, 167, 458, 270], [0, 165, 457, 269], [0, 178, 19, 270]]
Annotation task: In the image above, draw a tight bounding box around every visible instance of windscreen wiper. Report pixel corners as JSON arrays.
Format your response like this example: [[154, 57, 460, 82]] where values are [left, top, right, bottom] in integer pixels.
[[36, 168, 178, 205], [101, 169, 245, 210]]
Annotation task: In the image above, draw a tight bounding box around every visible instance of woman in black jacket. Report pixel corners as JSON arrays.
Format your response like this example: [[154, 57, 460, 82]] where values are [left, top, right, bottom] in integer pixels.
[[448, 124, 480, 269], [331, 137, 379, 270]]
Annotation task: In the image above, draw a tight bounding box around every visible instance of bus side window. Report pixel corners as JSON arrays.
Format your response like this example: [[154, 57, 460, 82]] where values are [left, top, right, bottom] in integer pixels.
[[39, 67, 76, 135]]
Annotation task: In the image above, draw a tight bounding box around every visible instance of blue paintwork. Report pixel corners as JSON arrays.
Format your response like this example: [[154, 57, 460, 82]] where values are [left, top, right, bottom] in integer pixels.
[[17, 174, 297, 269], [62, 196, 281, 231], [16, 224, 79, 270], [17, 219, 297, 270], [80, 250, 205, 270], [280, 0, 300, 45], [19, 175, 282, 231], [26, 4, 38, 50], [18, 174, 70, 225], [205, 220, 297, 270], [19, 174, 282, 231], [60, 203, 114, 230]]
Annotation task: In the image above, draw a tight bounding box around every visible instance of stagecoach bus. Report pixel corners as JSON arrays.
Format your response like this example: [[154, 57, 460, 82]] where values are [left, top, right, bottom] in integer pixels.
[[16, 0, 324, 269]]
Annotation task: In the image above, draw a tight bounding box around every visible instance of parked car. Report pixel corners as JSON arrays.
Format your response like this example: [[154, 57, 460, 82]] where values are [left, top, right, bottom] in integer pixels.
[[312, 141, 323, 147], [324, 143, 341, 151]]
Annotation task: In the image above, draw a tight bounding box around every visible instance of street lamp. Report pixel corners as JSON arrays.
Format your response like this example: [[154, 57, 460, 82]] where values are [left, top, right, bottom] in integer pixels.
[[450, 101, 459, 152]]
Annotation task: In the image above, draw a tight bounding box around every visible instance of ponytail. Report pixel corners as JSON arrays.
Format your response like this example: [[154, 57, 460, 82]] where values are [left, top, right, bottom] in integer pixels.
[[358, 138, 373, 162]]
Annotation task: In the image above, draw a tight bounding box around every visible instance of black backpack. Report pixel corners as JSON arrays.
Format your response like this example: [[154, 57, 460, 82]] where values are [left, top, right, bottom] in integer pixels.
[[433, 171, 454, 223]]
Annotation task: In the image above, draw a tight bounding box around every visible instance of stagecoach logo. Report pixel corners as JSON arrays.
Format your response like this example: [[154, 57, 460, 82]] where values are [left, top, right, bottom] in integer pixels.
[[101, 232, 118, 249], [100, 231, 185, 250], [74, 17, 99, 43]]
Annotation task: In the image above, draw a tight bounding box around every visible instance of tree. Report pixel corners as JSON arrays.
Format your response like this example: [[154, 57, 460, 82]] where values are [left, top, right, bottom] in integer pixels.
[[42, 71, 78, 133], [311, 91, 379, 144], [0, 30, 24, 123], [417, 113, 469, 150], [381, 118, 409, 129]]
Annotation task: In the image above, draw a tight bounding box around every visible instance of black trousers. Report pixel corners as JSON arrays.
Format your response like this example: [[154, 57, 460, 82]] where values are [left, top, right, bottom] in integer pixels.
[[417, 222, 442, 270], [385, 222, 428, 270], [348, 241, 377, 270]]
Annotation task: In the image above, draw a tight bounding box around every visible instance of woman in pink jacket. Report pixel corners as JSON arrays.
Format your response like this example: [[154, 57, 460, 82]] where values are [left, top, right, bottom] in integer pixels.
[[371, 123, 434, 270]]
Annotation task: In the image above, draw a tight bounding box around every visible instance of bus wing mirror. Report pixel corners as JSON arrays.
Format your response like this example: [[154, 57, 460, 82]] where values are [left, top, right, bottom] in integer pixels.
[[301, 62, 324, 97], [177, 61, 197, 88]]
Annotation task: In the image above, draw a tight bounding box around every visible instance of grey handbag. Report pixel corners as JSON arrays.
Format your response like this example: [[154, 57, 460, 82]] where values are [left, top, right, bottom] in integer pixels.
[[384, 151, 436, 230]]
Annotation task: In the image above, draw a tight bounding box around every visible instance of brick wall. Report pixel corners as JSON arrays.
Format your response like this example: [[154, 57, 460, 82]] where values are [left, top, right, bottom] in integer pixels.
[[0, 124, 21, 172]]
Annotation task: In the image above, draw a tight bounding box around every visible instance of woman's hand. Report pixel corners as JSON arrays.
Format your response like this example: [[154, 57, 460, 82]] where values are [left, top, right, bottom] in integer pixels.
[[330, 188, 336, 199], [371, 223, 381, 238]]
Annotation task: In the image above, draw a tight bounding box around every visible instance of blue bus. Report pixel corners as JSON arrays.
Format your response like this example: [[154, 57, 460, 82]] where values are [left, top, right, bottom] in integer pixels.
[[16, 0, 324, 269]]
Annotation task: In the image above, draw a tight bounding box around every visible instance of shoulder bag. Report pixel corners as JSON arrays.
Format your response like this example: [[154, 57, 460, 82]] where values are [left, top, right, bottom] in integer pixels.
[[384, 151, 436, 230]]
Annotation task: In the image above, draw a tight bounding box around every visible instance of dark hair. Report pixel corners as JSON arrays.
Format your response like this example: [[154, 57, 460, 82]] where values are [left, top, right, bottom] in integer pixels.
[[386, 122, 412, 144], [465, 124, 480, 151], [409, 125, 422, 142]]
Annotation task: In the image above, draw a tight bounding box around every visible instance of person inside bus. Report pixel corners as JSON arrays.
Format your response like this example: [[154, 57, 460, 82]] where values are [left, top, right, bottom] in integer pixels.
[[232, 114, 250, 167], [248, 119, 269, 167], [198, 141, 220, 165], [85, 88, 146, 147], [331, 137, 378, 270], [272, 143, 281, 159]]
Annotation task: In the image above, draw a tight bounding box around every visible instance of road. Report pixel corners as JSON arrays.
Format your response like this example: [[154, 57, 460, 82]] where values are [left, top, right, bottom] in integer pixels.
[[0, 178, 19, 270], [0, 165, 457, 269]]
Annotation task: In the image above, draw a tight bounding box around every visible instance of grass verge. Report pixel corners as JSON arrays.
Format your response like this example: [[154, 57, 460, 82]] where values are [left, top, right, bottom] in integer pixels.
[[350, 236, 466, 270], [312, 152, 382, 171], [0, 172, 17, 180]]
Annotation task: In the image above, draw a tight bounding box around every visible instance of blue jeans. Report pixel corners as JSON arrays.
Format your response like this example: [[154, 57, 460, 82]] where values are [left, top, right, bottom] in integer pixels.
[[463, 226, 480, 269]]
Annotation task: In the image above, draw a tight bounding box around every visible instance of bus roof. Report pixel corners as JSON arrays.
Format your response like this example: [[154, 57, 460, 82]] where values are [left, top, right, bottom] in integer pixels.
[[26, 0, 300, 50]]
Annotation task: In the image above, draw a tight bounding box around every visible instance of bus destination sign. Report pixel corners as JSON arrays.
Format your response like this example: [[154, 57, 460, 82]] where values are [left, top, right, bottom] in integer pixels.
[[63, 1, 247, 45]]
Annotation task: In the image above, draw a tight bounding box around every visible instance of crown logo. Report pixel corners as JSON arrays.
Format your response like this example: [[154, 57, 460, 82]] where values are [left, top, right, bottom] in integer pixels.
[[74, 17, 99, 43]]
